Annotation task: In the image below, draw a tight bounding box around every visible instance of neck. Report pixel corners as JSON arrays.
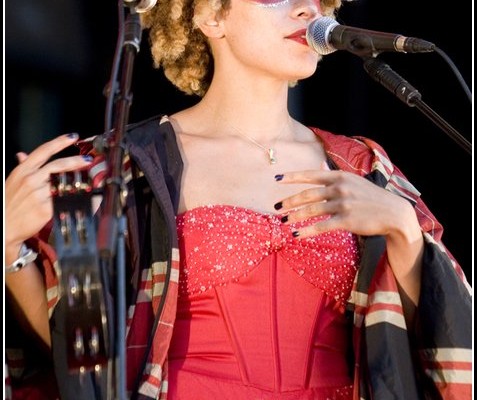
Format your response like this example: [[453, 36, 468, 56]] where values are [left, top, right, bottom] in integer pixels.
[[200, 69, 294, 142], [201, 58, 296, 134]]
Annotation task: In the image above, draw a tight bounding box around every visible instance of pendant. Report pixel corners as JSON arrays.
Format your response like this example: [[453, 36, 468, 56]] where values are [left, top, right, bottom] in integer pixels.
[[268, 148, 277, 164]]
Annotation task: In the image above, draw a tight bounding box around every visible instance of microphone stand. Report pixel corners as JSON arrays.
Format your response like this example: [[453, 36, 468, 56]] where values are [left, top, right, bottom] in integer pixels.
[[96, 7, 142, 399], [362, 56, 472, 155]]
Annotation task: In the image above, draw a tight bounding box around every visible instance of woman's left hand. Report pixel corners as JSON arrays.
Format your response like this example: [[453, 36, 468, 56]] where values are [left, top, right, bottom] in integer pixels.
[[274, 164, 420, 240], [275, 163, 425, 310]]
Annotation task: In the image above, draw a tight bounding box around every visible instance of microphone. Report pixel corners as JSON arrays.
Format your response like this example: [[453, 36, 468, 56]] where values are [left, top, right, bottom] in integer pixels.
[[306, 17, 435, 57], [123, 0, 156, 13]]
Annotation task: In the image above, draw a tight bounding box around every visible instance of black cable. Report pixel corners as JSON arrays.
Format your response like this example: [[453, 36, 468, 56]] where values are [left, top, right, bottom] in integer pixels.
[[434, 46, 472, 103], [104, 0, 126, 135]]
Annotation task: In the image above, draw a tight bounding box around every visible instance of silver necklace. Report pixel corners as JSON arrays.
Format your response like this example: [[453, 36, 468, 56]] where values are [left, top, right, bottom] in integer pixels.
[[229, 121, 290, 165], [235, 132, 281, 164], [205, 102, 292, 165]]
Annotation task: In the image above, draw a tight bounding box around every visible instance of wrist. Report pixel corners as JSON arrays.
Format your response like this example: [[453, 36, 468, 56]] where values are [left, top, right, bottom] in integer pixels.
[[387, 198, 422, 244], [5, 241, 25, 266], [5, 243, 38, 274]]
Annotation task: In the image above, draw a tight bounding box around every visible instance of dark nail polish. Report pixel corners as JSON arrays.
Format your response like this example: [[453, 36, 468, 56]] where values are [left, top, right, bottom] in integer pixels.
[[292, 231, 300, 238], [280, 215, 288, 223], [274, 202, 283, 211], [82, 155, 93, 162], [67, 133, 79, 139], [274, 174, 284, 181]]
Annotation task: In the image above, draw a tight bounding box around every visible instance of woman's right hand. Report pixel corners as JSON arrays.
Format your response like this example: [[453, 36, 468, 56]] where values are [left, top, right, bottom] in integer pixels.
[[5, 133, 93, 265]]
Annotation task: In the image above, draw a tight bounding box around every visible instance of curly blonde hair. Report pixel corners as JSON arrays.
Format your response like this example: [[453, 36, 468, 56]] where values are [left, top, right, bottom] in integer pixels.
[[141, 0, 341, 96]]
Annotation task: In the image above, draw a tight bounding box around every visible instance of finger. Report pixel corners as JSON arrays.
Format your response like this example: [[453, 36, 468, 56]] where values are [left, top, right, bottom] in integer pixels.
[[320, 160, 331, 171], [37, 155, 94, 182], [6, 188, 55, 244], [14, 155, 93, 190], [282, 200, 332, 224], [274, 186, 328, 212], [274, 169, 343, 186], [21, 133, 80, 169], [16, 152, 28, 163], [7, 171, 55, 205], [291, 216, 341, 239]]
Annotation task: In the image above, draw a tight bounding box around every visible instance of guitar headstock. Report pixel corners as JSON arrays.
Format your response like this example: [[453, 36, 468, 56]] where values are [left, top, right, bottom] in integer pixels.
[[50, 170, 110, 373]]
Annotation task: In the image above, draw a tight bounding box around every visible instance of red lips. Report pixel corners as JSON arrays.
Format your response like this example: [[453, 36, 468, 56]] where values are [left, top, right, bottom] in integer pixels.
[[285, 29, 308, 46]]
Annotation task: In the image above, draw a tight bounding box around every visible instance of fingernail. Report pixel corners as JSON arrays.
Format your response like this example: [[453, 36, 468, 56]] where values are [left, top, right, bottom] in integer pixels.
[[280, 215, 288, 223], [274, 202, 283, 211], [292, 230, 300, 238], [67, 133, 79, 139], [274, 174, 284, 181], [82, 155, 93, 162]]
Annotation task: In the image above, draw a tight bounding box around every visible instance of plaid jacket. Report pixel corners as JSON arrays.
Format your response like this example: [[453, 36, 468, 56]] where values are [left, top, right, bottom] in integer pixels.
[[7, 114, 471, 400]]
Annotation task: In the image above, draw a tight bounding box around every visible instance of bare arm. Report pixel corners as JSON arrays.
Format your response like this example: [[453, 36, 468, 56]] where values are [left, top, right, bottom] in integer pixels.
[[5, 134, 93, 347], [384, 198, 423, 323], [5, 262, 52, 349]]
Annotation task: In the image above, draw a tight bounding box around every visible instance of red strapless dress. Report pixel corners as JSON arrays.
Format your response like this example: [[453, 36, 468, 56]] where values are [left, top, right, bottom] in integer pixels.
[[168, 205, 360, 399]]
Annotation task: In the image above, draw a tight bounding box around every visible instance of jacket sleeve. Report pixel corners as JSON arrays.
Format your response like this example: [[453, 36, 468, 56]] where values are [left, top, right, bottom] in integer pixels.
[[365, 145, 472, 400], [324, 132, 472, 400]]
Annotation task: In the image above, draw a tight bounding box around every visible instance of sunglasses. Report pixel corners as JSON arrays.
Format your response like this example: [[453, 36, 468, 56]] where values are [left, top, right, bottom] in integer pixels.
[[245, 0, 324, 9]]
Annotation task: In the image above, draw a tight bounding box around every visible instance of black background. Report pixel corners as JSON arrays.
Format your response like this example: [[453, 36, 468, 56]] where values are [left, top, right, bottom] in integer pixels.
[[5, 0, 473, 281]]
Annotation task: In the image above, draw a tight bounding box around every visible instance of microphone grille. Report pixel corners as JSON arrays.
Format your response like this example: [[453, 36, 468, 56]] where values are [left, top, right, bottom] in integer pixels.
[[306, 17, 339, 55]]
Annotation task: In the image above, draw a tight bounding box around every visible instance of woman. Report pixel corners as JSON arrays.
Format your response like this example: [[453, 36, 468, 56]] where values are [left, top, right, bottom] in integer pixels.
[[5, 0, 471, 398]]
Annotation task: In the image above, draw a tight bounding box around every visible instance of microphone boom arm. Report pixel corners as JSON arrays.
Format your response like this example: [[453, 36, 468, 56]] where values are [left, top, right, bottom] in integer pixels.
[[362, 57, 471, 155]]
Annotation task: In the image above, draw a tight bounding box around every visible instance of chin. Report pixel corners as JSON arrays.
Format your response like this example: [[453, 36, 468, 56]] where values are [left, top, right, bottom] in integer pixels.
[[290, 64, 319, 80], [296, 56, 320, 78]]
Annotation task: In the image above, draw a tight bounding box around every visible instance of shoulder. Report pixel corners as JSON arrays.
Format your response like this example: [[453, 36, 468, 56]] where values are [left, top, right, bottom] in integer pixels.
[[125, 114, 174, 146], [76, 114, 174, 155], [309, 126, 393, 177], [77, 115, 180, 187], [311, 126, 422, 202]]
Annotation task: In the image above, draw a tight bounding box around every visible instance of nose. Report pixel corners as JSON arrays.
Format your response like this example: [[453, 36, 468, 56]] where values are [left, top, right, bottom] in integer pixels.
[[291, 0, 322, 20]]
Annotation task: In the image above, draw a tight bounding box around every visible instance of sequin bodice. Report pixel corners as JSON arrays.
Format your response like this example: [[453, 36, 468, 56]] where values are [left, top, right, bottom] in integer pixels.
[[176, 204, 359, 307], [169, 204, 360, 398]]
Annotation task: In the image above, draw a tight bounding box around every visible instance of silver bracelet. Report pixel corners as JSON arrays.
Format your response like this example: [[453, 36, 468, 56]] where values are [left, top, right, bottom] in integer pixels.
[[5, 243, 38, 274]]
